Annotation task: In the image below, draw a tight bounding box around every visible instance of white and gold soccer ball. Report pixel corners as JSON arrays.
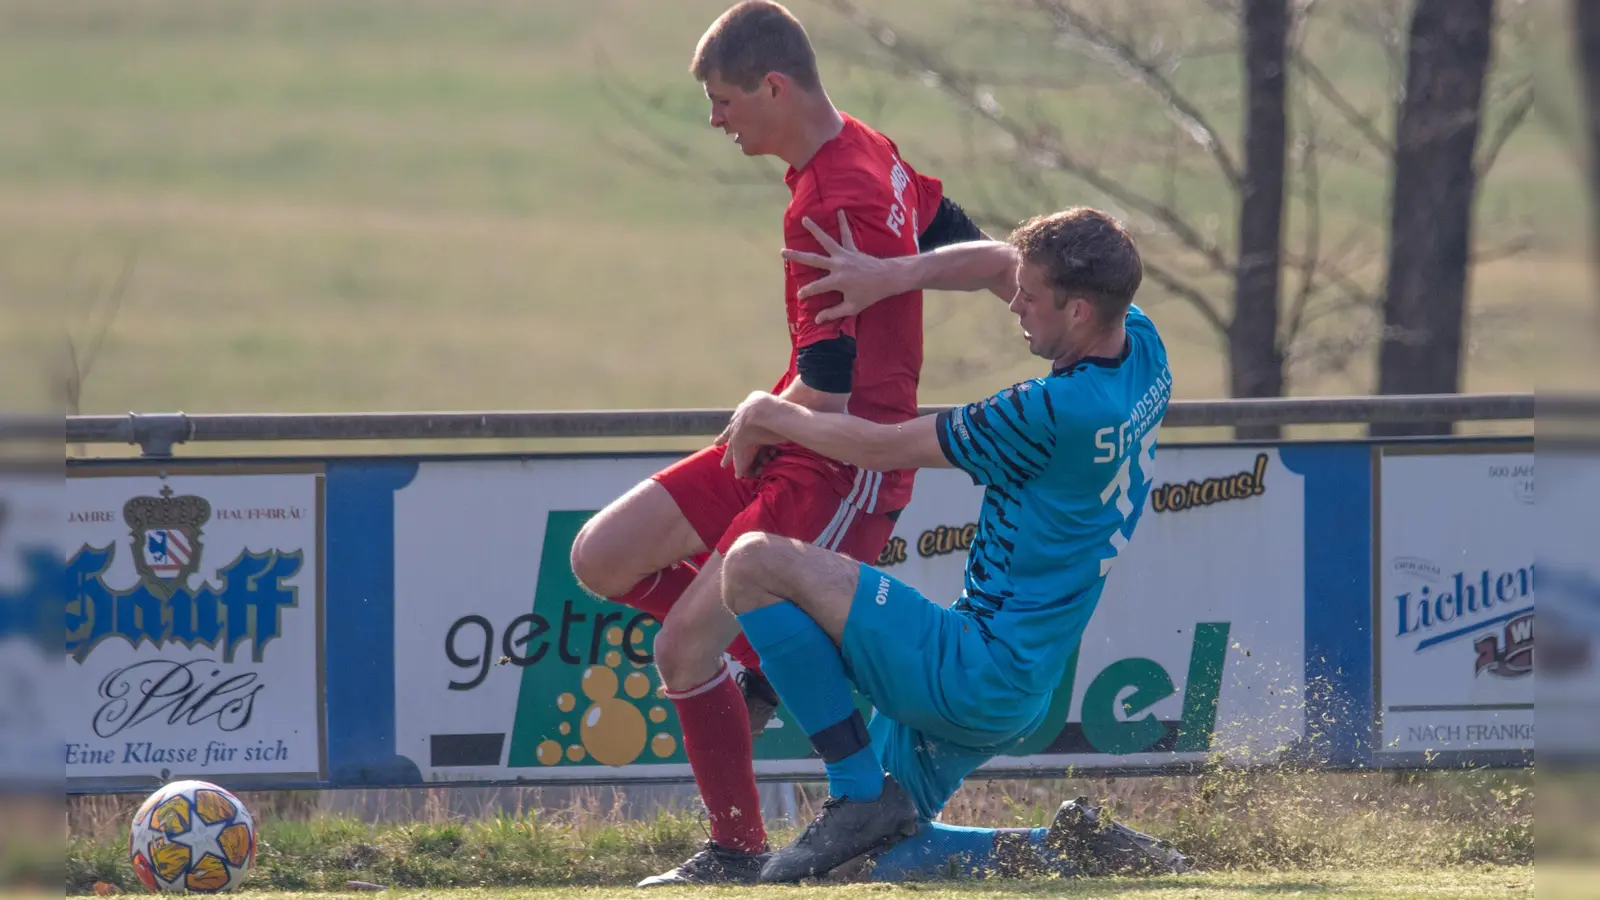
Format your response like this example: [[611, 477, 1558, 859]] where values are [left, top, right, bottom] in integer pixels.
[[128, 780, 257, 893]]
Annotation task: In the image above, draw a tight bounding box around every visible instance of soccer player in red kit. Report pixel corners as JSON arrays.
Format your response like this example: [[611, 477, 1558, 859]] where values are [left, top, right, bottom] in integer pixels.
[[565, 0, 985, 888]]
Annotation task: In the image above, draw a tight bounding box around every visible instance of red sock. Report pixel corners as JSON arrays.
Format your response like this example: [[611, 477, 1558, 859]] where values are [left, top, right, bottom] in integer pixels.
[[727, 634, 762, 674], [608, 560, 698, 622], [665, 663, 766, 853], [608, 559, 766, 678]]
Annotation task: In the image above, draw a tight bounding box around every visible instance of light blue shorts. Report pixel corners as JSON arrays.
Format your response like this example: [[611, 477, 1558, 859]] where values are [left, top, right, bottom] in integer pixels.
[[838, 564, 1051, 819]]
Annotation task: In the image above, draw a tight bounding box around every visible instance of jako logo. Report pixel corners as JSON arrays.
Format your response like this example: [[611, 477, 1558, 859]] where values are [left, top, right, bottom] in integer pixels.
[[875, 577, 891, 606]]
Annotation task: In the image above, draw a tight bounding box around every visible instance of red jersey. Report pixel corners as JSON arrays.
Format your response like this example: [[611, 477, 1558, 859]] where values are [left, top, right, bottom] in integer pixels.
[[772, 113, 944, 515]]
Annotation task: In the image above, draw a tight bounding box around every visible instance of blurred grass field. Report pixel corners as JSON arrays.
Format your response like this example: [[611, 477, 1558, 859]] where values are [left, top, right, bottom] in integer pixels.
[[2, 0, 1588, 454]]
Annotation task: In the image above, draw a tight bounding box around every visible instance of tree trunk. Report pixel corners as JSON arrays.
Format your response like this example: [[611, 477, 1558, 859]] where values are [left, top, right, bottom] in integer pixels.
[[1577, 0, 1600, 292], [1372, 0, 1495, 437], [1229, 0, 1290, 440]]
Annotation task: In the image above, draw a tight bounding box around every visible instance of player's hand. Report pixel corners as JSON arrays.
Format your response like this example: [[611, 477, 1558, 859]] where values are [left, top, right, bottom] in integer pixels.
[[716, 392, 783, 478], [781, 210, 900, 323]]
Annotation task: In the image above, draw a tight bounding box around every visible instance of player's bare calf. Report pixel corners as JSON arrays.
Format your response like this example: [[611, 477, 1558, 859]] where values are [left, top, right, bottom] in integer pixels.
[[651, 552, 740, 690]]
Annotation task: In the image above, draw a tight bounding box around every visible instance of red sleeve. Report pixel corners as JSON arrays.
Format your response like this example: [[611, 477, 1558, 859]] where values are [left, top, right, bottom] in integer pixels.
[[784, 196, 920, 348]]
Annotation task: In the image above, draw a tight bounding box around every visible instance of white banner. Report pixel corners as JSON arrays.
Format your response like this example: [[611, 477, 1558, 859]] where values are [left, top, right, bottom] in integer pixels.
[[392, 446, 1307, 779], [1376, 447, 1535, 757], [64, 468, 324, 784]]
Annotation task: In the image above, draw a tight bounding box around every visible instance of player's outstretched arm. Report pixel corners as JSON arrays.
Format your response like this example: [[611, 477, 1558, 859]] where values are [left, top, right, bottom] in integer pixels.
[[783, 210, 1018, 324], [777, 377, 850, 414], [716, 391, 950, 477]]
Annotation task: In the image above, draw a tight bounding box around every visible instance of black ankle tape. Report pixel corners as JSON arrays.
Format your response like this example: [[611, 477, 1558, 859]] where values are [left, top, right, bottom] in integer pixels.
[[810, 709, 870, 763]]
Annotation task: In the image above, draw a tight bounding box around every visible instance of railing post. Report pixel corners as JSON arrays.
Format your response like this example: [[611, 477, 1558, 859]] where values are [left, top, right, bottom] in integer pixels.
[[129, 413, 191, 458]]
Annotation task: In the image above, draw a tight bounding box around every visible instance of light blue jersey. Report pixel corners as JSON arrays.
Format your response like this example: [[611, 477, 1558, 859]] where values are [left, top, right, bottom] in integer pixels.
[[934, 305, 1173, 696], [838, 304, 1173, 818]]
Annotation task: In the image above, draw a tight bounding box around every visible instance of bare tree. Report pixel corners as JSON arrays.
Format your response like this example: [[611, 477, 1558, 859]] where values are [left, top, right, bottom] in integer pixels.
[[1232, 0, 1290, 439], [805, 0, 1315, 416], [809, 0, 1532, 406], [1371, 0, 1496, 436], [61, 252, 135, 418]]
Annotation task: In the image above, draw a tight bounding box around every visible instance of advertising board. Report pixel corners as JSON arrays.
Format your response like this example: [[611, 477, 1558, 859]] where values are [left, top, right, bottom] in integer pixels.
[[63, 466, 325, 790], [1373, 444, 1535, 764], [389, 456, 695, 783], [53, 434, 1535, 793], [386, 446, 1312, 782]]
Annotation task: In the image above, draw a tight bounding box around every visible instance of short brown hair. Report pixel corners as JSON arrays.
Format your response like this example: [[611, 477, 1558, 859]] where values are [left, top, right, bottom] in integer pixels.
[[690, 1, 821, 92], [1009, 207, 1142, 324]]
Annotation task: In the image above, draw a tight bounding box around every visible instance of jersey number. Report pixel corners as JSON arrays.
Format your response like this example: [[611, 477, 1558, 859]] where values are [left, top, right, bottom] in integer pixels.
[[1097, 426, 1160, 577]]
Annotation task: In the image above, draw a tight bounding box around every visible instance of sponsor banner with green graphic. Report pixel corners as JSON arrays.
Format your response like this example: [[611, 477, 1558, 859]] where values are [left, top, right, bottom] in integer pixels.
[[390, 448, 1307, 782], [501, 510, 821, 771]]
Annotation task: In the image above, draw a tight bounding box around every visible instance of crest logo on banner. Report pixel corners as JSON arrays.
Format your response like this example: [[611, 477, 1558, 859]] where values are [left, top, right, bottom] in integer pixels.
[[124, 486, 212, 599]]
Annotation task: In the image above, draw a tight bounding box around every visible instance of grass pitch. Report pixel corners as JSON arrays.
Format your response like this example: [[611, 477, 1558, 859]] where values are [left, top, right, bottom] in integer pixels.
[[211, 868, 1539, 899], [65, 771, 1534, 895]]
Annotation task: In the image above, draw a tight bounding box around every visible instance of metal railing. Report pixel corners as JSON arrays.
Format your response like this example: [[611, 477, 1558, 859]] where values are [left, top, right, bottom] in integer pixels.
[[6, 391, 1571, 457]]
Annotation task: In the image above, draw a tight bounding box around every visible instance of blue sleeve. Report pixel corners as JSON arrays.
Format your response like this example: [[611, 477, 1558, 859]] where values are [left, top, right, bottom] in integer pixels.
[[936, 379, 1058, 486]]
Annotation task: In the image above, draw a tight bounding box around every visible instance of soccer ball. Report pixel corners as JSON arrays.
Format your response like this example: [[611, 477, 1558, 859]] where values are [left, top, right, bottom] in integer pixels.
[[128, 780, 257, 893]]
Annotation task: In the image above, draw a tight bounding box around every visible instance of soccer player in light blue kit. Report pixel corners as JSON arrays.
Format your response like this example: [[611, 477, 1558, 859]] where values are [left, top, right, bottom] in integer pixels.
[[713, 206, 1177, 882]]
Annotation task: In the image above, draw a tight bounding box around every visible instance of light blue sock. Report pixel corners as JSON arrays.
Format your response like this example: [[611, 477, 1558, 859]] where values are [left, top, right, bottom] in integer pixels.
[[737, 601, 883, 801], [867, 821, 1048, 881]]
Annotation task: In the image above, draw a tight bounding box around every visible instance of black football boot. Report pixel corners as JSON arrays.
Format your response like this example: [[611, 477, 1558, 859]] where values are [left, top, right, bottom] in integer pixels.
[[737, 667, 781, 739], [759, 775, 920, 883], [636, 840, 772, 887]]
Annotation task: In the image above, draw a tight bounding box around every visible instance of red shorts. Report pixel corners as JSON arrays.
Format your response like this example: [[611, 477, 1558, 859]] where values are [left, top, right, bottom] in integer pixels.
[[653, 444, 901, 562]]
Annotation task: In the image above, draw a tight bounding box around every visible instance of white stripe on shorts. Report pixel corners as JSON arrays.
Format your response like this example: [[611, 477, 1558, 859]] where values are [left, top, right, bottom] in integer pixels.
[[814, 469, 865, 549], [817, 470, 879, 551], [864, 470, 882, 514]]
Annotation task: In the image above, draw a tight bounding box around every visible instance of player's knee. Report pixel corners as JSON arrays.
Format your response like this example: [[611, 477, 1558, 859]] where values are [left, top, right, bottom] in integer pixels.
[[567, 525, 599, 593], [649, 623, 683, 686], [721, 531, 781, 611], [650, 618, 715, 691], [569, 520, 625, 598]]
